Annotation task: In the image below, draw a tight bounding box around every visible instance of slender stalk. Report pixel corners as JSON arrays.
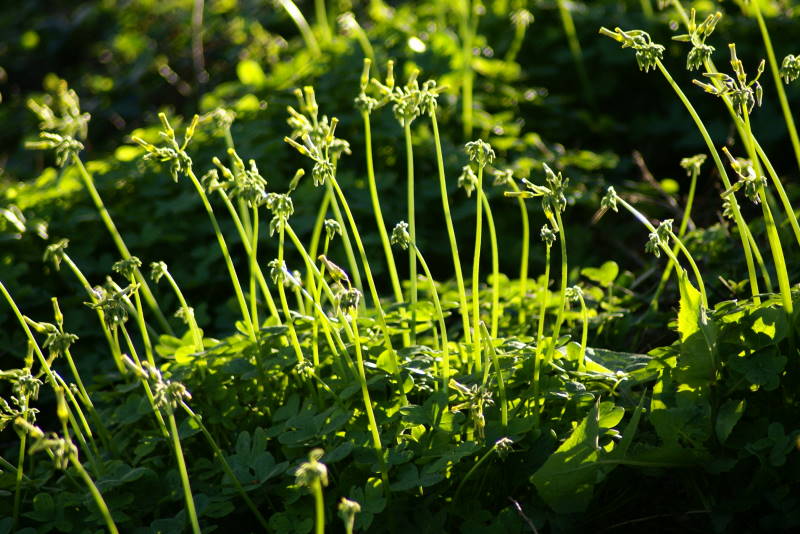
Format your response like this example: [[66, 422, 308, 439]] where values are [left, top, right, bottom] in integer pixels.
[[13, 415, 27, 528], [576, 291, 588, 372], [508, 181, 530, 324], [480, 322, 506, 429], [325, 181, 364, 296], [741, 109, 793, 313], [167, 412, 201, 534], [70, 454, 119, 534], [217, 188, 280, 319], [362, 110, 404, 303], [414, 245, 450, 395], [350, 310, 383, 455], [404, 120, 418, 344], [430, 110, 472, 347], [481, 193, 501, 338], [544, 210, 569, 367], [186, 168, 255, 339], [754, 139, 800, 248], [275, 0, 321, 56], [557, 0, 594, 106], [72, 156, 173, 335], [750, 0, 800, 172], [329, 178, 407, 402], [277, 224, 306, 364], [250, 204, 260, 329], [654, 59, 761, 303], [314, 0, 332, 43], [180, 402, 270, 530], [454, 440, 502, 500], [460, 0, 477, 137], [312, 478, 325, 534], [533, 243, 550, 422], [161, 269, 204, 352], [471, 164, 485, 373], [640, 0, 654, 18]]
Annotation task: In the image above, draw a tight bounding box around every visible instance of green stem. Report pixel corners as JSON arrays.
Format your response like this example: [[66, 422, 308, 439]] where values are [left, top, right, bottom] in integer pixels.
[[250, 204, 260, 329], [430, 109, 472, 347], [186, 168, 255, 339], [276, 0, 321, 56], [350, 311, 384, 455], [557, 0, 594, 106], [181, 402, 270, 531], [577, 292, 588, 372], [414, 245, 450, 396], [655, 59, 761, 303], [480, 322, 506, 429], [70, 454, 119, 534], [162, 270, 204, 352], [312, 480, 325, 534], [544, 209, 569, 367], [277, 224, 306, 364], [472, 165, 485, 373], [751, 0, 800, 172], [13, 419, 27, 529], [167, 412, 201, 534], [314, 0, 332, 43], [509, 181, 530, 324], [217, 189, 280, 320], [454, 441, 499, 500], [329, 178, 407, 403], [362, 111, 404, 303], [481, 193, 501, 338], [534, 245, 551, 422], [325, 180, 364, 297], [640, 0, 654, 18], [404, 121, 418, 344], [72, 155, 173, 335], [754, 139, 800, 249]]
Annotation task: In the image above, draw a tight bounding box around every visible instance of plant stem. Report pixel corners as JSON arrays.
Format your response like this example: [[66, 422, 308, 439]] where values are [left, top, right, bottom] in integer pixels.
[[480, 322, 506, 429], [349, 310, 384, 456], [655, 59, 761, 303], [414, 245, 450, 395], [362, 110, 404, 304], [325, 181, 365, 297], [314, 0, 332, 42], [430, 110, 472, 347], [72, 155, 173, 335], [544, 209, 569, 368], [534, 244, 551, 422], [250, 204, 260, 329], [167, 412, 201, 534], [576, 291, 588, 372], [277, 224, 306, 364], [217, 189, 280, 319], [312, 479, 325, 534], [508, 181, 530, 324], [186, 168, 255, 340], [481, 193, 501, 338], [557, 0, 594, 107], [70, 454, 119, 534], [751, 0, 800, 172], [405, 120, 418, 344], [276, 0, 321, 56], [180, 402, 270, 531], [161, 269, 204, 352], [329, 178, 407, 403], [472, 165, 485, 373]]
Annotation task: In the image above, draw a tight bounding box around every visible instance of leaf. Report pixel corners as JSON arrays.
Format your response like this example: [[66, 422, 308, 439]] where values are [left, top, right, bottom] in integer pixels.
[[581, 261, 619, 287], [715, 399, 746, 443], [531, 401, 624, 513], [237, 59, 267, 87], [677, 271, 702, 342], [728, 347, 787, 391]]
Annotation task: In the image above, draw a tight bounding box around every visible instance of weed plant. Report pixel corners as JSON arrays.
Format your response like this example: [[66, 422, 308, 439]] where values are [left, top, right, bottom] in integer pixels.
[[2, 1, 800, 533]]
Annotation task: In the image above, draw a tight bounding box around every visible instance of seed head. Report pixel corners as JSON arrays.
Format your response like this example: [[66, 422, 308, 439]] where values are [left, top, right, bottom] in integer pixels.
[[112, 256, 142, 280], [780, 54, 800, 84], [458, 165, 478, 197], [465, 139, 495, 169], [599, 27, 664, 72], [391, 221, 411, 250], [295, 448, 328, 488], [43, 239, 70, 271]]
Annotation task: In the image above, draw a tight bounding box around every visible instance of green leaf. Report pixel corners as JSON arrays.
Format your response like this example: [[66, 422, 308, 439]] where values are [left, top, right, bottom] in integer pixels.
[[581, 261, 619, 287], [531, 401, 624, 513], [237, 59, 267, 88], [715, 399, 746, 443], [728, 347, 787, 391], [677, 271, 702, 342]]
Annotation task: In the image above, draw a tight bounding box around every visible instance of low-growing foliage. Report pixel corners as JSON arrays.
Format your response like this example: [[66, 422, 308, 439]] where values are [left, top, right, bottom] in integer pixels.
[[3, 1, 800, 533]]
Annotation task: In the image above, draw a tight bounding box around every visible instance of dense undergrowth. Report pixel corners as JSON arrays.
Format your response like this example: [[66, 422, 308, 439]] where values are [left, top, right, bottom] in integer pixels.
[[2, 1, 800, 533]]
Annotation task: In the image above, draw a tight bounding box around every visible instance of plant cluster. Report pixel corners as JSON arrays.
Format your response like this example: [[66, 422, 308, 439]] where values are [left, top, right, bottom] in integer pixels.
[[3, 1, 800, 533]]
